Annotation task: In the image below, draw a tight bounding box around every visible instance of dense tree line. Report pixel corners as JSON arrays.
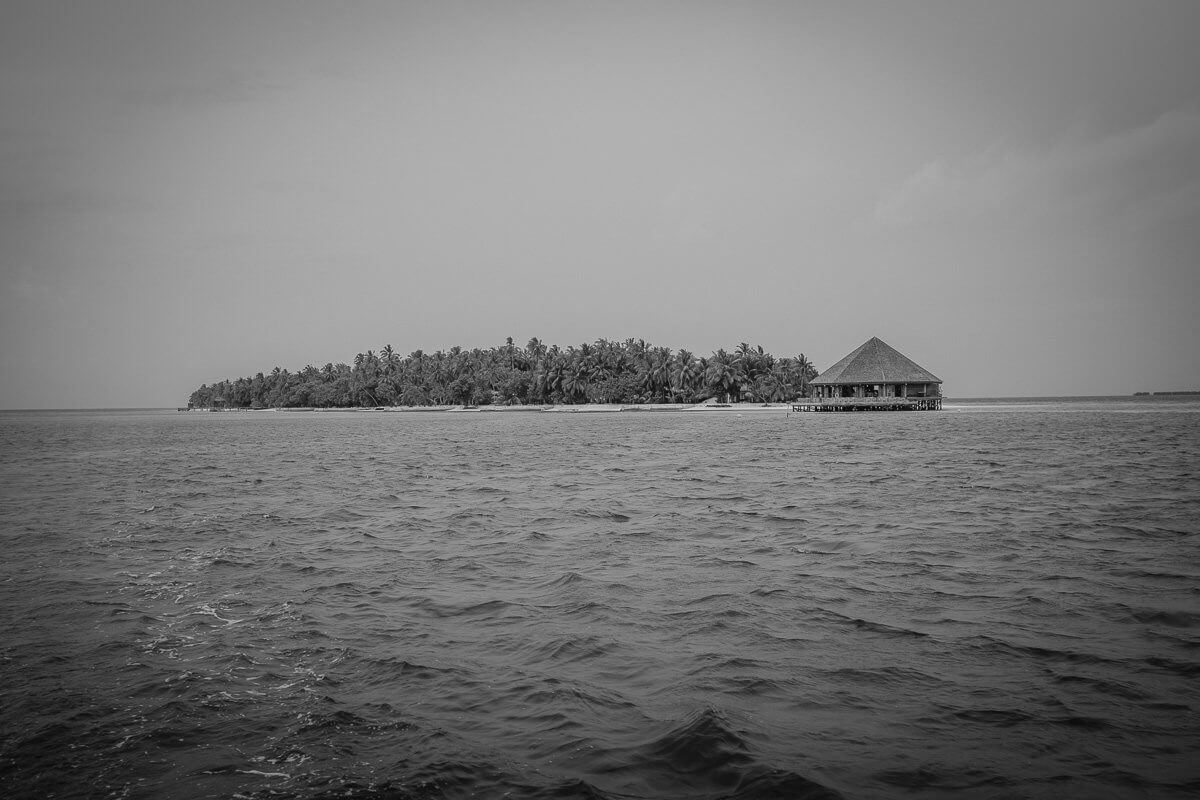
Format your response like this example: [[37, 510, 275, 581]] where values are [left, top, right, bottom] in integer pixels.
[[188, 338, 819, 409]]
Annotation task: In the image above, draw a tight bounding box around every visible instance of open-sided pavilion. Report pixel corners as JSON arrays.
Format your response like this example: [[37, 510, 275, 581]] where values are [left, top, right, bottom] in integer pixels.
[[796, 337, 943, 411]]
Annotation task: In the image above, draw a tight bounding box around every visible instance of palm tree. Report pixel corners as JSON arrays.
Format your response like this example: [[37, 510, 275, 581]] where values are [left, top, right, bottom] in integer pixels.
[[504, 336, 517, 369], [672, 349, 698, 402], [641, 346, 672, 401], [377, 345, 401, 404], [545, 360, 565, 401], [530, 363, 549, 403], [561, 370, 583, 403], [706, 350, 737, 402], [792, 353, 818, 396], [381, 344, 399, 375], [526, 337, 546, 363]]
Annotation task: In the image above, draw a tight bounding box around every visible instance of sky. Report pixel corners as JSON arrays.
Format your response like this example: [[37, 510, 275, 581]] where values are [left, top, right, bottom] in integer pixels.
[[2, 0, 1198, 407]]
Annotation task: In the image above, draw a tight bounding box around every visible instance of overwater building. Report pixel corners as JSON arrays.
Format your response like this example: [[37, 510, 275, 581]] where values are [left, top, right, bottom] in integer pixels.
[[805, 337, 942, 410]]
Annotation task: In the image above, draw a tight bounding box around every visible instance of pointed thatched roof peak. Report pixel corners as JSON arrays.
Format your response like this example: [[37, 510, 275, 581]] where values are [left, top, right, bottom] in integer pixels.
[[811, 337, 941, 385]]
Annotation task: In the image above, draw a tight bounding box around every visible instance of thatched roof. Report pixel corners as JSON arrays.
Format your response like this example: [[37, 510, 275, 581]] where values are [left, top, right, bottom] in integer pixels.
[[811, 337, 941, 385]]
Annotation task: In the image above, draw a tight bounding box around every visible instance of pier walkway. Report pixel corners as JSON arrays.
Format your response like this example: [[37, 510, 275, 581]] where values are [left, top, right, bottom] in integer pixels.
[[791, 397, 942, 412]]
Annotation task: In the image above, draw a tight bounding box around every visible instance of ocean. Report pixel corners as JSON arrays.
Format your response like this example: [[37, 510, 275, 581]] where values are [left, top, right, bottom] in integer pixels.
[[2, 398, 1198, 799]]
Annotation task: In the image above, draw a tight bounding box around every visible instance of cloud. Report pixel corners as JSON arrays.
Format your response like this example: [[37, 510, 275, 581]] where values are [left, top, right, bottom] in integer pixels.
[[874, 105, 1200, 234], [120, 70, 287, 109]]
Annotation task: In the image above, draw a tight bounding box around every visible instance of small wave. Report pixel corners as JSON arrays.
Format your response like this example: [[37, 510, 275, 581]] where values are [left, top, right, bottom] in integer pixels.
[[520, 634, 617, 666], [178, 604, 244, 625], [307, 581, 365, 594], [576, 508, 631, 523], [962, 635, 1125, 667], [708, 558, 758, 568], [828, 665, 942, 689], [535, 599, 605, 618], [1110, 567, 1197, 580], [685, 592, 740, 606], [684, 658, 786, 696], [209, 556, 250, 567], [424, 598, 525, 620], [1145, 656, 1200, 678], [297, 709, 411, 736], [374, 658, 455, 681], [1126, 607, 1200, 628], [1050, 672, 1150, 700], [610, 708, 844, 799], [952, 708, 1034, 727], [642, 707, 752, 773], [1052, 714, 1112, 730], [315, 507, 368, 523], [873, 765, 1015, 791], [827, 612, 930, 639], [537, 571, 587, 589]]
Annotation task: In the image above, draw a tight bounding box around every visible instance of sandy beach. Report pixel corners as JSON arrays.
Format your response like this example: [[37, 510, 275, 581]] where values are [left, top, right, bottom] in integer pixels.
[[377, 401, 793, 414], [189, 402, 796, 413]]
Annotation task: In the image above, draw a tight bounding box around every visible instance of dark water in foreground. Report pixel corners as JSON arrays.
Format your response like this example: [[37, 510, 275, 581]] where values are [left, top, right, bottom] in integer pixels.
[[2, 398, 1198, 799]]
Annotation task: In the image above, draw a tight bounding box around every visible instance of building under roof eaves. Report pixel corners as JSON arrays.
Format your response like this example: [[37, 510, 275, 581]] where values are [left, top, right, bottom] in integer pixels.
[[810, 337, 942, 405]]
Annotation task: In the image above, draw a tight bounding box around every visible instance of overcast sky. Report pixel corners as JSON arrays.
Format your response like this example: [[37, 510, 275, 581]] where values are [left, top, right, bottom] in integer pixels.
[[2, 0, 1198, 407]]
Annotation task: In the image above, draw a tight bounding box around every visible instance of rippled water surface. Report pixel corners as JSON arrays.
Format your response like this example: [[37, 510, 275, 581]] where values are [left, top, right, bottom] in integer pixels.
[[2, 400, 1199, 799]]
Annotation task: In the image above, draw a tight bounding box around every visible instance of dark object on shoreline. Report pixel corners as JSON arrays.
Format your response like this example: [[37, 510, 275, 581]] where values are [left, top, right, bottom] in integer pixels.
[[1135, 391, 1200, 396]]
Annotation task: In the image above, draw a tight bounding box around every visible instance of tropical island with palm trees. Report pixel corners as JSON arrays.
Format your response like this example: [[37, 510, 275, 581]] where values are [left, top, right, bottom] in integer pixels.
[[187, 338, 819, 410]]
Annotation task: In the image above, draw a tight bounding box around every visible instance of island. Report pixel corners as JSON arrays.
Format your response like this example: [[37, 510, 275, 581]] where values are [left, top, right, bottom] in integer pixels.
[[187, 338, 820, 410]]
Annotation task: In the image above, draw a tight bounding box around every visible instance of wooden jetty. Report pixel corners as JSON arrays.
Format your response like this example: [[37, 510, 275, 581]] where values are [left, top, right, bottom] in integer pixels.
[[791, 397, 942, 412], [792, 395, 940, 412]]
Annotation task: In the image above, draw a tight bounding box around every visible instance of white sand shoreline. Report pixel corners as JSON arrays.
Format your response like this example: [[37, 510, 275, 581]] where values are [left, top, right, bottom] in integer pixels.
[[189, 402, 796, 414]]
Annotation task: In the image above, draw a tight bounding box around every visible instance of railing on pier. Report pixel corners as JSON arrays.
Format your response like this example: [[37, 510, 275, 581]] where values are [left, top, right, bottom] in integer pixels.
[[791, 397, 942, 412]]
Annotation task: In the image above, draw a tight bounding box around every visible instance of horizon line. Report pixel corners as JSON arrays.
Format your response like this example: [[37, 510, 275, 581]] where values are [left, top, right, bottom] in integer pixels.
[[3, 394, 1198, 412]]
